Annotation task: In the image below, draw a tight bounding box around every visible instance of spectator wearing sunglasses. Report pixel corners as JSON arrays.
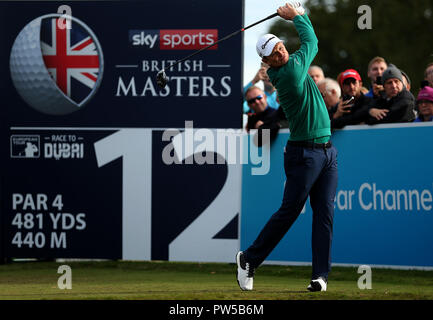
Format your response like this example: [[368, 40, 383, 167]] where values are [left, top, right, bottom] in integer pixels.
[[245, 86, 277, 132], [243, 63, 280, 113]]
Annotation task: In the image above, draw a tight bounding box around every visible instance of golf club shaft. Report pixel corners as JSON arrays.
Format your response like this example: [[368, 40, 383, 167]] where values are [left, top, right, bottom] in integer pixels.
[[242, 12, 278, 31], [162, 12, 278, 71]]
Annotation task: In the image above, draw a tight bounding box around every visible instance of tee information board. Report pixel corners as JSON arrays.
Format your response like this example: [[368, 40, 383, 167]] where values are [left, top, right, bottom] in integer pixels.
[[0, 0, 244, 262]]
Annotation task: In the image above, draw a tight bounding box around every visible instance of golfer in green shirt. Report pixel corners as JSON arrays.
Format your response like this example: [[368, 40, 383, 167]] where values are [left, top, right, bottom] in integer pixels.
[[237, 2, 338, 292]]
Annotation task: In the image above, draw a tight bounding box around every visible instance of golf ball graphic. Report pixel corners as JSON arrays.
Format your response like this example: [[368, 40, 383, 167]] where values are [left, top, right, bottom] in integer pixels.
[[10, 14, 104, 115]]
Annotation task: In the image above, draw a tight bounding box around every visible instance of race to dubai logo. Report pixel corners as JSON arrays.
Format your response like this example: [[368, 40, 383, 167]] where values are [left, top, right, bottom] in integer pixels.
[[9, 14, 104, 115]]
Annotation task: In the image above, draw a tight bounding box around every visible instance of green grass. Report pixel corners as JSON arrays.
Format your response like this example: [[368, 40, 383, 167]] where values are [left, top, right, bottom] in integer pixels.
[[0, 260, 432, 300]]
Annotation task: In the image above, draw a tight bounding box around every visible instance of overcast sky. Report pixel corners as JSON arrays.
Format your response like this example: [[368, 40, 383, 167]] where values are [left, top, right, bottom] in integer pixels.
[[243, 0, 305, 87]]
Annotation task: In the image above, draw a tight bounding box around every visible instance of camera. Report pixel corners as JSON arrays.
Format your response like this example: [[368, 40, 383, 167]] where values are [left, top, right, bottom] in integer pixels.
[[375, 76, 382, 85]]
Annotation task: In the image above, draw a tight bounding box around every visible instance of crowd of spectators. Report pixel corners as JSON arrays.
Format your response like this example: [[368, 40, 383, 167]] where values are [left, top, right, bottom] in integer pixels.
[[243, 57, 433, 135]]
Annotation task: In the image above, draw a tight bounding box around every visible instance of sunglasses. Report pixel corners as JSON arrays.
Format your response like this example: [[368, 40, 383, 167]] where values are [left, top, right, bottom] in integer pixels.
[[247, 95, 263, 104]]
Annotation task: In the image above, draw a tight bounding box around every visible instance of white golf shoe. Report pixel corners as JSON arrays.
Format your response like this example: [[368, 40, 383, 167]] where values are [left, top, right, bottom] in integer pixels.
[[307, 277, 327, 292], [236, 251, 255, 291]]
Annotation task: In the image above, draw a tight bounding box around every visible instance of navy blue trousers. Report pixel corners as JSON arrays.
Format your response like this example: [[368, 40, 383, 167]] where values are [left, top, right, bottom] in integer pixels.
[[244, 141, 338, 280]]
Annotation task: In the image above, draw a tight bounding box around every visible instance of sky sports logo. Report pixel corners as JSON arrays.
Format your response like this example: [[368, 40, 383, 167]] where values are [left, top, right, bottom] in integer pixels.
[[129, 29, 218, 50]]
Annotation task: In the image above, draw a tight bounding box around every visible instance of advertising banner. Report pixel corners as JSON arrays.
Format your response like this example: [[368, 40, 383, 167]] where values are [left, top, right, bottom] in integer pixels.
[[0, 0, 244, 262], [241, 124, 433, 268], [0, 0, 243, 128]]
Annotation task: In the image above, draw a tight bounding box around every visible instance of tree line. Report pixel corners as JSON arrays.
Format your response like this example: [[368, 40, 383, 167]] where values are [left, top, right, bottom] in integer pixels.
[[268, 0, 433, 92]]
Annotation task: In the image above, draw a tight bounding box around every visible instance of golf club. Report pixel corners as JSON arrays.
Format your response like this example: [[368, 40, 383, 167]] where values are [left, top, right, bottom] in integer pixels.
[[156, 12, 279, 89]]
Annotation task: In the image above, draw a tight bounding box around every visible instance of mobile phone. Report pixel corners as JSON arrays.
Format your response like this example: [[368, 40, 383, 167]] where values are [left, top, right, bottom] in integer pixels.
[[343, 96, 354, 105], [342, 94, 352, 101], [376, 76, 382, 85]]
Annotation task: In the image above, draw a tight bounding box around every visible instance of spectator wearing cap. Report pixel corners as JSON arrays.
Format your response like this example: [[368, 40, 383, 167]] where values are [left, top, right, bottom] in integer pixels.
[[424, 63, 433, 88], [330, 69, 372, 129], [414, 85, 433, 122], [308, 65, 325, 85], [365, 56, 388, 98], [367, 65, 416, 124]]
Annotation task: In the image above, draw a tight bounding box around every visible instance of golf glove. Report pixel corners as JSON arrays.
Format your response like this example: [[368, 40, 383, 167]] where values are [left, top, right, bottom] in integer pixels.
[[288, 1, 306, 15]]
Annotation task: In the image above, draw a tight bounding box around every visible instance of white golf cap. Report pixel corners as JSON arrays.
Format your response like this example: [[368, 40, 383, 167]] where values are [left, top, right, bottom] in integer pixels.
[[256, 34, 283, 58]]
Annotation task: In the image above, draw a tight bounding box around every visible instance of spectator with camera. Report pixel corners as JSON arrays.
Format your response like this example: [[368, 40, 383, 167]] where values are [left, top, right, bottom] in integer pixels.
[[243, 63, 279, 113], [366, 65, 416, 124], [365, 56, 388, 98], [330, 69, 372, 129]]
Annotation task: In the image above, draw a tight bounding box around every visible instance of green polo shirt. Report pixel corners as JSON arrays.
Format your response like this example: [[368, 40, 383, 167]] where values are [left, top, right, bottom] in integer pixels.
[[267, 14, 330, 143]]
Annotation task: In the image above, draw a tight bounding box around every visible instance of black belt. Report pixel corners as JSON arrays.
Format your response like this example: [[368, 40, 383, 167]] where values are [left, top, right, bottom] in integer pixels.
[[287, 140, 332, 149]]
